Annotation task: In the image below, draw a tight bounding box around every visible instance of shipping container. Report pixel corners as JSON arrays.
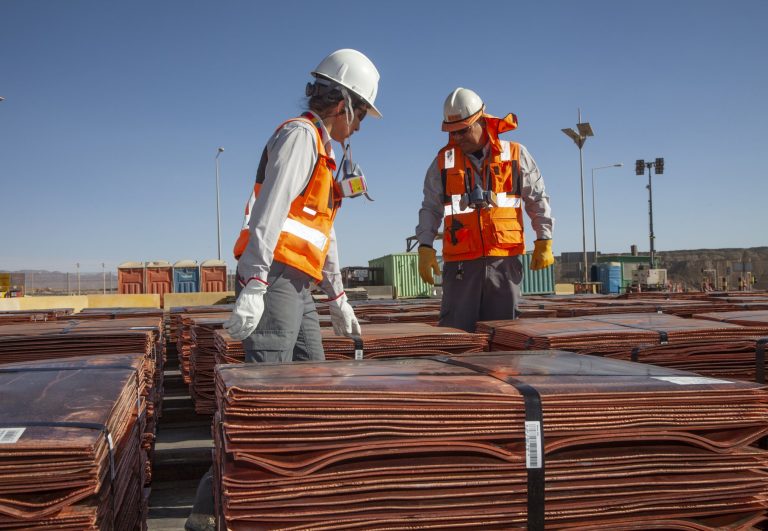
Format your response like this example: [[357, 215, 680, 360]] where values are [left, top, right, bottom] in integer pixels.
[[173, 260, 200, 293], [145, 261, 173, 296], [519, 252, 556, 295], [200, 259, 228, 292], [118, 262, 145, 294], [369, 252, 555, 298], [368, 253, 435, 299]]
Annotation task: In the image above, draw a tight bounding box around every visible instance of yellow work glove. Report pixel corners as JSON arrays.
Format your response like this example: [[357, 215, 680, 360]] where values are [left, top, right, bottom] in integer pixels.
[[418, 245, 441, 285], [530, 239, 554, 270]]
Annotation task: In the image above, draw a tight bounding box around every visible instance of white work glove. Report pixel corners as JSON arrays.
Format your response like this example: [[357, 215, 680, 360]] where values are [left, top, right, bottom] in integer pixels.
[[223, 279, 268, 341], [328, 293, 361, 337]]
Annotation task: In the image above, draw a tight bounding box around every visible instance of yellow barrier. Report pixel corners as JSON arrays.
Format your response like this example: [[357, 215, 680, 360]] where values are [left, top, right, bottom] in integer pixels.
[[0, 292, 233, 313]]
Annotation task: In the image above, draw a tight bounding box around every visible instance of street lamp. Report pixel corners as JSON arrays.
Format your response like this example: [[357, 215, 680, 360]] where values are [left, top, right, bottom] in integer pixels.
[[102, 263, 106, 294], [76, 263, 80, 295], [215, 147, 225, 261], [635, 157, 665, 268], [591, 163, 623, 268], [561, 110, 594, 284]]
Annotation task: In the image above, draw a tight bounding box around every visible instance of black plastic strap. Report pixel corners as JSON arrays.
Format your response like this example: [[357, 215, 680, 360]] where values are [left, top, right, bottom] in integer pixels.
[[631, 347, 641, 363], [431, 355, 545, 530], [351, 335, 364, 360], [487, 327, 497, 349], [756, 338, 768, 385]]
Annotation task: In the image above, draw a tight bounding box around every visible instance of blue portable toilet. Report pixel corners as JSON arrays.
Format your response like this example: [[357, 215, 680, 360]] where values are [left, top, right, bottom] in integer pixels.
[[173, 260, 200, 293], [598, 262, 622, 294]]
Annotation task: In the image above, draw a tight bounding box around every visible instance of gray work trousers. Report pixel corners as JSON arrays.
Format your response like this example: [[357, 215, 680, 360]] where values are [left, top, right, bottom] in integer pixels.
[[439, 255, 522, 332], [242, 262, 325, 363], [186, 263, 326, 529]]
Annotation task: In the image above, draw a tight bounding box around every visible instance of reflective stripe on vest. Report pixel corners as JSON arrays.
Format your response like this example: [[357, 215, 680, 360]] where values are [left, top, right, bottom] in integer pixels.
[[438, 139, 525, 262]]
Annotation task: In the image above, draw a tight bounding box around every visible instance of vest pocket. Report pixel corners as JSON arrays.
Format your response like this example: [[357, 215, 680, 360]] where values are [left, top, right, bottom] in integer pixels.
[[443, 218, 475, 258], [488, 213, 523, 247]]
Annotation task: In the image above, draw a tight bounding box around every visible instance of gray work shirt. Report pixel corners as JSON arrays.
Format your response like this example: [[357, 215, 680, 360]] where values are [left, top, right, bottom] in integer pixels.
[[415, 141, 554, 248], [236, 112, 345, 298]]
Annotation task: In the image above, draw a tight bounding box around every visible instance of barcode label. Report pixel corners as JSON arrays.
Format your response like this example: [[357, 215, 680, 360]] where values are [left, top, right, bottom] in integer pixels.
[[525, 421, 542, 469], [653, 376, 733, 385], [0, 428, 25, 444], [354, 349, 364, 360]]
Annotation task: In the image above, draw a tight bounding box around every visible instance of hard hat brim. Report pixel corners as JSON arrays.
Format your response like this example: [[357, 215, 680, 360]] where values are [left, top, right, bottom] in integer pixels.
[[311, 73, 382, 119], [441, 109, 483, 132]]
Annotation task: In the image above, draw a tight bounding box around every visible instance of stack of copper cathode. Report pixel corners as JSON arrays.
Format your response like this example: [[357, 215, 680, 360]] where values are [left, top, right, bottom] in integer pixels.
[[174, 310, 230, 385], [212, 322, 488, 364], [212, 351, 768, 530], [480, 313, 767, 351], [0, 318, 166, 488], [0, 308, 73, 323], [0, 356, 147, 529], [188, 316, 229, 414]]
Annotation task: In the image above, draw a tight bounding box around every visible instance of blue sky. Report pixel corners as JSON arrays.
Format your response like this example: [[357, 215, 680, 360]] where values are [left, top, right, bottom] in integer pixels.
[[1, 0, 766, 273]]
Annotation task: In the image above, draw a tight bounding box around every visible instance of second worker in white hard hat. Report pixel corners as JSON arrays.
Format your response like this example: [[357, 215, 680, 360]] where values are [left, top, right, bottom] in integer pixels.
[[415, 88, 554, 332]]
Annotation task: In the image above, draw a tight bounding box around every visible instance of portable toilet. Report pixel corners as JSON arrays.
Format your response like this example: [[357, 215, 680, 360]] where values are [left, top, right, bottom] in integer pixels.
[[145, 260, 173, 296], [200, 259, 228, 292], [173, 260, 200, 293], [118, 262, 145, 294], [598, 262, 623, 294]]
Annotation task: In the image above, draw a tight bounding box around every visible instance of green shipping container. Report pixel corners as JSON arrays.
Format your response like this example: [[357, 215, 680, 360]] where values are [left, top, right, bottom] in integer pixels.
[[519, 252, 556, 295], [368, 252, 555, 299], [368, 253, 434, 299]]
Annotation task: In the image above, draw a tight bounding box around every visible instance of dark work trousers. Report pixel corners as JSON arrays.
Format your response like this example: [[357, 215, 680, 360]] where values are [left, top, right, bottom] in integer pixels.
[[242, 261, 325, 363], [439, 255, 522, 332]]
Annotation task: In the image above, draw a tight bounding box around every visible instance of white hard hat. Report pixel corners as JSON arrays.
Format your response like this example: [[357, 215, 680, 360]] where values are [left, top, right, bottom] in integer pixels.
[[442, 87, 485, 132], [311, 49, 382, 118]]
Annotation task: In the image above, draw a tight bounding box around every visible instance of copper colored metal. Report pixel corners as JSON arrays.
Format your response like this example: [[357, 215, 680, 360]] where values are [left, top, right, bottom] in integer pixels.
[[0, 358, 147, 529], [211, 351, 768, 529]]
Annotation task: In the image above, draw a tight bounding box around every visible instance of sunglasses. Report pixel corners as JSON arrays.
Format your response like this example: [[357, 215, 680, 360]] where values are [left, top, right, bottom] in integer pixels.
[[449, 123, 475, 137]]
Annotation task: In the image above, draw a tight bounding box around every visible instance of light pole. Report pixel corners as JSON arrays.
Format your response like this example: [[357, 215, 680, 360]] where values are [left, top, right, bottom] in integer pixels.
[[591, 163, 623, 268], [635, 158, 665, 268], [562, 110, 594, 284], [76, 263, 80, 295], [215, 147, 225, 261], [102, 263, 106, 294]]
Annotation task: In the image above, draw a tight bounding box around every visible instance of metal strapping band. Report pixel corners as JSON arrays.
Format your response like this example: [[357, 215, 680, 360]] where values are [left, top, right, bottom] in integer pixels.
[[430, 355, 545, 531], [351, 335, 364, 360], [630, 346, 641, 363]]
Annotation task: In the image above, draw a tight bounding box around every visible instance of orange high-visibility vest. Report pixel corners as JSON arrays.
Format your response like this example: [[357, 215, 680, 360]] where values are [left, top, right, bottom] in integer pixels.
[[437, 113, 525, 262], [233, 115, 340, 281]]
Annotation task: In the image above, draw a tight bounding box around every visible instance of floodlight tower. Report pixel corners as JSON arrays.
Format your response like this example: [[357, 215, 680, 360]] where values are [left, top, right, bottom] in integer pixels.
[[562, 110, 594, 284], [635, 157, 665, 268]]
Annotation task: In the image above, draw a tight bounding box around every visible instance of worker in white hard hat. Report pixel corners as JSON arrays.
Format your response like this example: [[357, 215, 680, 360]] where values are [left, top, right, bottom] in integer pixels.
[[414, 88, 554, 332], [187, 49, 381, 531]]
